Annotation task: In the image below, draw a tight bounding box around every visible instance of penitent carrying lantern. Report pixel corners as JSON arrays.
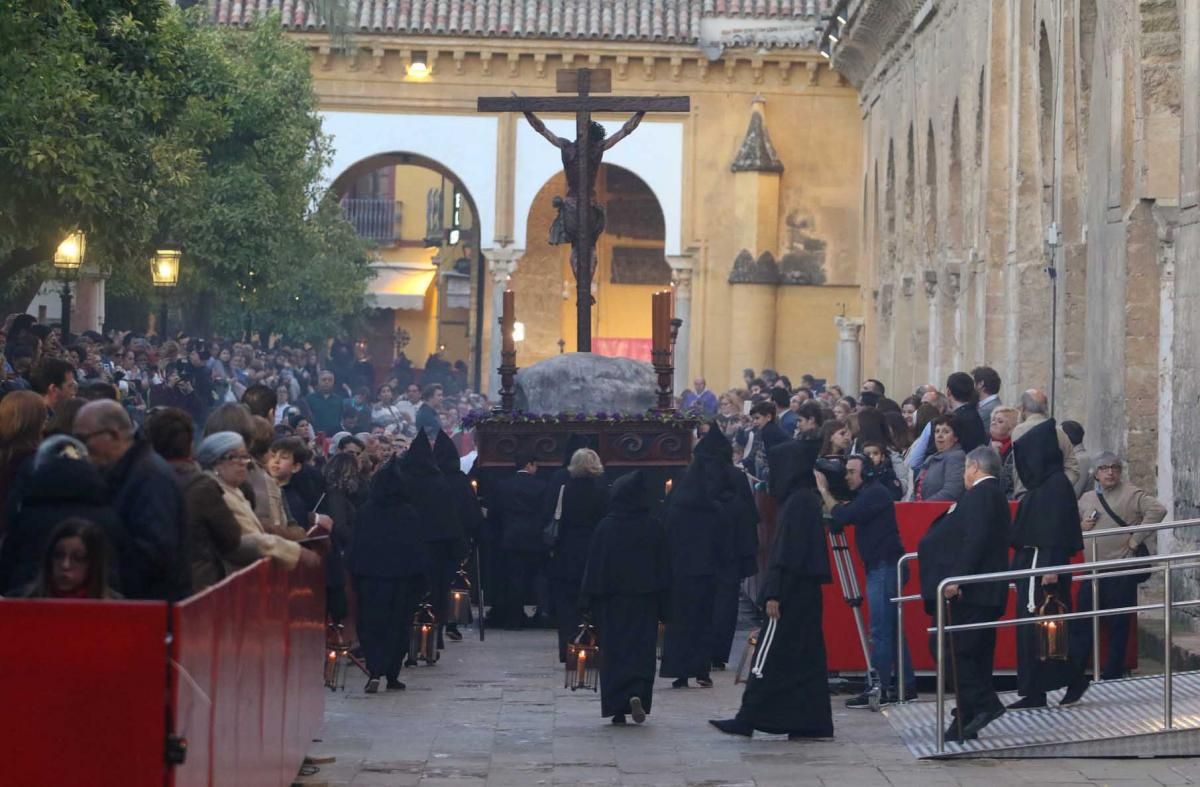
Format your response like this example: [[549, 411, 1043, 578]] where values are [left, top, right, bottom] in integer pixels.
[[1037, 592, 1069, 661], [565, 623, 600, 692], [410, 602, 439, 665], [448, 563, 473, 626]]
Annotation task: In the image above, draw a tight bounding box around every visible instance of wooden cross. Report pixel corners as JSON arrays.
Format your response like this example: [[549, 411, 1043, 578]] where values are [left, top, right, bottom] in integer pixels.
[[479, 68, 689, 353]]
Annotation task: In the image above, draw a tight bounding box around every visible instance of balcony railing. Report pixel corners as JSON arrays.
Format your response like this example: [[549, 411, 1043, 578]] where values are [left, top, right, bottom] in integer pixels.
[[341, 198, 402, 244]]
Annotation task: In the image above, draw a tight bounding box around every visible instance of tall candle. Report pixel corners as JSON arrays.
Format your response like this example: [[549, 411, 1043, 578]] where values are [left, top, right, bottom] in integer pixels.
[[651, 292, 663, 352], [502, 290, 515, 353]]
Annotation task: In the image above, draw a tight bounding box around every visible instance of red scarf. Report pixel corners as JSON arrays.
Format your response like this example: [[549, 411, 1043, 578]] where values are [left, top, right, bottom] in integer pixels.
[[50, 585, 94, 599], [992, 436, 1012, 456]]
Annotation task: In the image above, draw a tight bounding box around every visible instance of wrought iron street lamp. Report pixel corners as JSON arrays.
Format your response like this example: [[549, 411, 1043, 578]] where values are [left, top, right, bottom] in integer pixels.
[[151, 244, 181, 336], [53, 230, 86, 338]]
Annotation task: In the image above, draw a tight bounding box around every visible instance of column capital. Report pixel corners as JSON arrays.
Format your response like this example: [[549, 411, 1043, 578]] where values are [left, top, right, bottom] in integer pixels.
[[834, 314, 864, 342], [482, 247, 524, 283]]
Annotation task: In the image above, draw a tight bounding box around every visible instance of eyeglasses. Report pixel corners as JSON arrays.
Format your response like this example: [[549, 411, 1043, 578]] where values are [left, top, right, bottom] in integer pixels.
[[73, 428, 116, 445], [220, 453, 253, 464], [1096, 465, 1122, 472]]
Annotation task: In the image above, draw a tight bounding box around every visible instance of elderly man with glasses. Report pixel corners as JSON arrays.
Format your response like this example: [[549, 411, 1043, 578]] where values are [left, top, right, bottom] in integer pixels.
[[1072, 452, 1167, 680]]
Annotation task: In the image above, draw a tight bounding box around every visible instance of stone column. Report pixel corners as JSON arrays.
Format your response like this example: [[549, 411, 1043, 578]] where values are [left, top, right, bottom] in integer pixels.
[[666, 251, 695, 395], [834, 315, 864, 394], [481, 247, 523, 400], [923, 269, 939, 386]]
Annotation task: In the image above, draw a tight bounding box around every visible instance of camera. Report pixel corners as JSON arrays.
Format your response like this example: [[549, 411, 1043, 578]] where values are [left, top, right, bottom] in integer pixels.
[[815, 456, 855, 502]]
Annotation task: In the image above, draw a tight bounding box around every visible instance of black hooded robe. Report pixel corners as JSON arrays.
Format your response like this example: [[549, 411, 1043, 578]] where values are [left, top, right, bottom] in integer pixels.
[[1010, 418, 1085, 698], [660, 429, 731, 681], [549, 474, 609, 661], [349, 457, 428, 680], [434, 431, 483, 622], [400, 431, 464, 649], [711, 463, 759, 666], [734, 439, 834, 738], [580, 472, 670, 718]]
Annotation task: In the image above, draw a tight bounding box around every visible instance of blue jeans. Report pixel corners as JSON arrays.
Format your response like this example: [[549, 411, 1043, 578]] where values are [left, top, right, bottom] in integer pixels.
[[867, 561, 914, 694]]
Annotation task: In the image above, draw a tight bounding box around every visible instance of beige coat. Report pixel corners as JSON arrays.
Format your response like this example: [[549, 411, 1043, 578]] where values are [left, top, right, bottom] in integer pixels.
[[1011, 413, 1080, 498], [214, 474, 303, 570], [1078, 480, 1167, 561]]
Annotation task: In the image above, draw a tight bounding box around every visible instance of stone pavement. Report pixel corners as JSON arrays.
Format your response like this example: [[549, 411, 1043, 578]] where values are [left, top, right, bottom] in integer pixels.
[[298, 628, 1200, 787]]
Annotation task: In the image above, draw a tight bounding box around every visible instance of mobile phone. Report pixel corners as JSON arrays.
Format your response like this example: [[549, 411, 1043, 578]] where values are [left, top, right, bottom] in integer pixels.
[[743, 400, 752, 416]]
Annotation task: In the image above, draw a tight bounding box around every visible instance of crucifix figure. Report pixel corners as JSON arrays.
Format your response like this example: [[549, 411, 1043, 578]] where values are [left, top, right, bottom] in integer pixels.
[[479, 68, 689, 352]]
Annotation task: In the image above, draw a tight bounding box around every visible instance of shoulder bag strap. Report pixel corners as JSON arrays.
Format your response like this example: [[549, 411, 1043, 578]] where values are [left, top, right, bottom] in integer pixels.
[[1096, 491, 1130, 528], [554, 484, 566, 521]]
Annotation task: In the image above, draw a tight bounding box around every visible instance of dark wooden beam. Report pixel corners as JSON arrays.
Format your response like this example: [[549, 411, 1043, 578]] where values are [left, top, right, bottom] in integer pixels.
[[477, 96, 690, 113]]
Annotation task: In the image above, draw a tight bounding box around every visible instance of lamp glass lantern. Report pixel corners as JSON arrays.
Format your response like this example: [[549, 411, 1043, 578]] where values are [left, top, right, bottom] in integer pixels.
[[409, 602, 439, 664], [448, 565, 473, 626], [54, 230, 86, 271], [1036, 592, 1069, 661], [408, 50, 430, 77], [151, 245, 182, 287], [564, 623, 600, 692]]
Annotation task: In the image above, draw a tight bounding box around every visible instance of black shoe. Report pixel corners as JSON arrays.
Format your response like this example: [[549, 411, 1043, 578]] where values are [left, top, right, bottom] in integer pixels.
[[611, 714, 626, 725], [671, 678, 688, 689], [445, 626, 463, 642], [386, 679, 406, 691], [961, 705, 1005, 738], [788, 732, 835, 741], [709, 718, 753, 737], [845, 690, 886, 709], [629, 697, 647, 724], [711, 659, 727, 671], [943, 721, 977, 743], [1006, 695, 1047, 710], [1060, 677, 1091, 706], [696, 676, 714, 688], [404, 658, 419, 667], [364, 677, 380, 694]]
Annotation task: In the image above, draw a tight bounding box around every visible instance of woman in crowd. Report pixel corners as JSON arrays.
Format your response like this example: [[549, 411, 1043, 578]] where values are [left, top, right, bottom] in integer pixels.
[[371, 383, 410, 434], [322, 452, 361, 624], [25, 518, 120, 599], [548, 448, 609, 662], [580, 471, 670, 725], [900, 396, 920, 428], [855, 408, 912, 499], [913, 415, 966, 502], [0, 390, 44, 534], [715, 391, 748, 448], [832, 397, 856, 422], [990, 405, 1021, 499], [819, 419, 852, 458], [710, 438, 833, 740], [884, 411, 914, 456]]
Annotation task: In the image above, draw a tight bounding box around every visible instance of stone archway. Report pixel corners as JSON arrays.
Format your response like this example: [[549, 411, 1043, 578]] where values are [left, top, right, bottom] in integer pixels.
[[511, 163, 668, 366], [329, 152, 486, 389]]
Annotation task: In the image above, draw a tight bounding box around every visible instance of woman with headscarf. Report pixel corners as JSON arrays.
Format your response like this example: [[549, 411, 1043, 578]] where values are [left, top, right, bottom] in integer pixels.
[[660, 428, 733, 688], [709, 438, 834, 740], [434, 430, 484, 640], [547, 447, 609, 662], [349, 454, 428, 693], [579, 471, 670, 725]]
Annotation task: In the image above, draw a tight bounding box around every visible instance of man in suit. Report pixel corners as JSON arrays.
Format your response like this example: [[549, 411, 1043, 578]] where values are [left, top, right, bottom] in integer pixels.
[[972, 366, 1002, 431], [946, 372, 988, 453], [918, 446, 1011, 741], [488, 453, 550, 627]]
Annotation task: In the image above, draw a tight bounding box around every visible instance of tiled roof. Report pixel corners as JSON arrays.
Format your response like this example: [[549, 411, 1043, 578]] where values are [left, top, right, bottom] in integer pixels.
[[209, 0, 833, 47]]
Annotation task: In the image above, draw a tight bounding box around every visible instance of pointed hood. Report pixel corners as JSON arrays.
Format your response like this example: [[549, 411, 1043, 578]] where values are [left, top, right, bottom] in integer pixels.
[[693, 427, 733, 463], [433, 430, 461, 476], [767, 438, 821, 502], [401, 430, 439, 476], [609, 471, 655, 516], [673, 429, 732, 508], [1013, 418, 1064, 489], [369, 456, 413, 504]]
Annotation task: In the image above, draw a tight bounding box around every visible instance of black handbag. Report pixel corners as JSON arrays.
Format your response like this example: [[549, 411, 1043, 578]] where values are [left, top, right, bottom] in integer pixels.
[[1096, 492, 1152, 583]]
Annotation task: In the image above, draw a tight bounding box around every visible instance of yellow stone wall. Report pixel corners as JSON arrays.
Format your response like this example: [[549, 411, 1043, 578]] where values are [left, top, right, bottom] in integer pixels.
[[304, 35, 863, 391]]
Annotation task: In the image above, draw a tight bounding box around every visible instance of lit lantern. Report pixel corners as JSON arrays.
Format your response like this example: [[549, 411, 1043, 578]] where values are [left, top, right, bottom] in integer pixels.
[[54, 230, 86, 270], [448, 565, 473, 626], [150, 244, 182, 287], [409, 602, 439, 665], [564, 623, 599, 692], [1037, 592, 1069, 661]]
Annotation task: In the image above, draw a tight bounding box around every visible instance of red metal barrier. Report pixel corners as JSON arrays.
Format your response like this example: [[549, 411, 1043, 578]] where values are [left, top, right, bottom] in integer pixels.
[[170, 558, 325, 787], [0, 600, 169, 787], [0, 558, 324, 787]]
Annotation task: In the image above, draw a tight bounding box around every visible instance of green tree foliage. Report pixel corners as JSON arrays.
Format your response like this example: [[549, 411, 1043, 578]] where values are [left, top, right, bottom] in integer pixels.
[[0, 1, 372, 336]]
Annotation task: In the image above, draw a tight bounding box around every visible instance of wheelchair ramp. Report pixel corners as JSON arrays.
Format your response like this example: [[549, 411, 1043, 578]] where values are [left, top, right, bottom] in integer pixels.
[[884, 671, 1200, 759]]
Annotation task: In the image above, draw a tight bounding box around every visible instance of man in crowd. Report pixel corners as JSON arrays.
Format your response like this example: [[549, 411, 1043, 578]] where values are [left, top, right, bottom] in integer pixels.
[[818, 454, 913, 707], [917, 446, 1011, 740], [972, 366, 1002, 427], [306, 371, 344, 436], [1073, 452, 1166, 679], [947, 371, 988, 452], [681, 377, 719, 417], [416, 384, 444, 437], [1011, 389, 1079, 497], [1061, 420, 1092, 499], [31, 357, 77, 417], [74, 399, 189, 600]]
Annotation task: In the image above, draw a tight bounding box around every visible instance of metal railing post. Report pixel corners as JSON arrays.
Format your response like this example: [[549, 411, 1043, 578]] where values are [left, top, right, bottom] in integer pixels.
[[897, 554, 910, 703], [935, 587, 946, 753], [1164, 558, 1173, 730], [1091, 539, 1101, 682]]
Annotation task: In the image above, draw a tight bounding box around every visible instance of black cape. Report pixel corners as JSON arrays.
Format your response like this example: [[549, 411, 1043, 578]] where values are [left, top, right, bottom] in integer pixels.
[[348, 457, 427, 579], [434, 431, 484, 544], [580, 472, 669, 718], [736, 437, 834, 737]]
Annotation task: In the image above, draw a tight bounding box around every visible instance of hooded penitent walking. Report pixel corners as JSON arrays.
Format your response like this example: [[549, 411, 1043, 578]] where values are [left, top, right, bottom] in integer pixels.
[[710, 438, 834, 740], [579, 471, 670, 725], [660, 428, 733, 688], [434, 431, 484, 640], [1008, 418, 1088, 709]]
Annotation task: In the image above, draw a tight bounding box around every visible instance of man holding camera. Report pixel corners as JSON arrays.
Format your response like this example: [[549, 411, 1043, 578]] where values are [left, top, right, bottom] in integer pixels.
[[816, 454, 913, 707]]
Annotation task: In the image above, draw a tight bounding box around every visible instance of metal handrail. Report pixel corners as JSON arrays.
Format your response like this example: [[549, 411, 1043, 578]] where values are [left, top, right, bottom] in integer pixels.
[[927, 548, 1200, 753], [894, 515, 1195, 706]]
